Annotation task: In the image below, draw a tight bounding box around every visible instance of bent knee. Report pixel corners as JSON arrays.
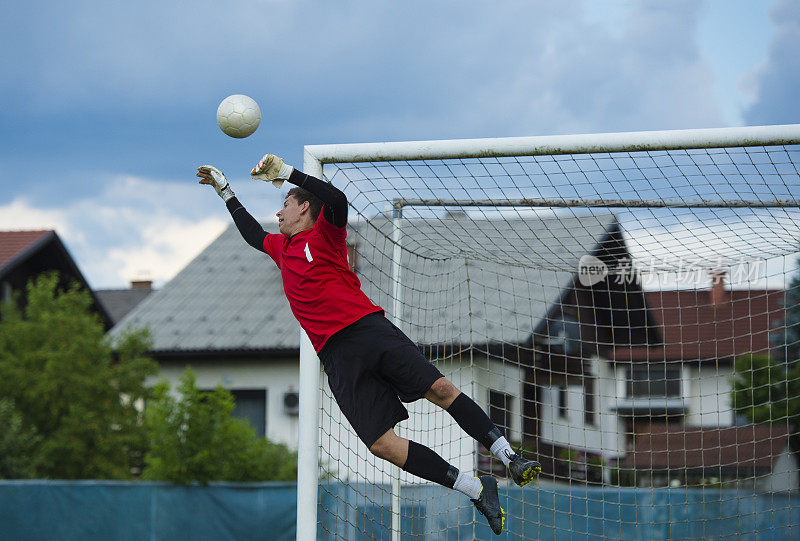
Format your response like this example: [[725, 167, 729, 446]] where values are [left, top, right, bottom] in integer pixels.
[[369, 430, 396, 459]]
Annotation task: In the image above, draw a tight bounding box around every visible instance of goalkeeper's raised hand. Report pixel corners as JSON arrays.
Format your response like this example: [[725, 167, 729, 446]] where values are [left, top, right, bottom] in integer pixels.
[[197, 165, 235, 202], [250, 154, 294, 188]]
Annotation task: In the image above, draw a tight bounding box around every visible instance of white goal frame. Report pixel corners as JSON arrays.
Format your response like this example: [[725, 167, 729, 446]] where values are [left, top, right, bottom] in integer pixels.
[[296, 124, 800, 541]]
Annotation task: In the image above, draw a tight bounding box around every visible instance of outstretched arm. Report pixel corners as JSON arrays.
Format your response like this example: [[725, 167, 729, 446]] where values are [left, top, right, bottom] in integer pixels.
[[197, 165, 267, 253], [226, 197, 268, 252], [252, 154, 348, 228]]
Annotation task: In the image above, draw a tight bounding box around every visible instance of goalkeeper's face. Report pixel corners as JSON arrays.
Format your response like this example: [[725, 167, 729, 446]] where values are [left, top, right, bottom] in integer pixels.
[[277, 194, 311, 236]]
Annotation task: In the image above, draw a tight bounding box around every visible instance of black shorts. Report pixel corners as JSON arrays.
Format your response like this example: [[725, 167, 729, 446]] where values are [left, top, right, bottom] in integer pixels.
[[318, 312, 444, 449]]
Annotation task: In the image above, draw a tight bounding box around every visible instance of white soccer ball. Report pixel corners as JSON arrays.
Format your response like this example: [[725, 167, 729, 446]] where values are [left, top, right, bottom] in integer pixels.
[[216, 94, 261, 138]]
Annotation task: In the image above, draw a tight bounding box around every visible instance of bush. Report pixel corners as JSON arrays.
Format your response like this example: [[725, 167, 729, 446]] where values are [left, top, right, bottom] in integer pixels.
[[143, 368, 297, 484]]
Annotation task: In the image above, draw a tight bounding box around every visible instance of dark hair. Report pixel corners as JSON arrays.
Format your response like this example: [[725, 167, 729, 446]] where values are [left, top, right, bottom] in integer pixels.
[[287, 187, 323, 220]]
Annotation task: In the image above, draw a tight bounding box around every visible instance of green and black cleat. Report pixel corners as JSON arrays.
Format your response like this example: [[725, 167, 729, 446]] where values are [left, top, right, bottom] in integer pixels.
[[471, 475, 505, 535], [508, 451, 542, 487]]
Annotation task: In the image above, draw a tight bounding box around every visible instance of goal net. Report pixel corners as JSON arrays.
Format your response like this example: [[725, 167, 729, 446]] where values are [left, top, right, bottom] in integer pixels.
[[297, 126, 800, 540]]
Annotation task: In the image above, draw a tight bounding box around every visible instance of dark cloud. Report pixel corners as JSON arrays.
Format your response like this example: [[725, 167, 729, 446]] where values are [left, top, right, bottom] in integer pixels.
[[0, 0, 730, 208], [743, 0, 800, 125], [0, 0, 773, 288]]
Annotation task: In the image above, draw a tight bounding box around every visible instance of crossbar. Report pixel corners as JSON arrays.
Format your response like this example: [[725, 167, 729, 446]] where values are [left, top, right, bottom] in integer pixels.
[[305, 124, 800, 164], [395, 198, 800, 209]]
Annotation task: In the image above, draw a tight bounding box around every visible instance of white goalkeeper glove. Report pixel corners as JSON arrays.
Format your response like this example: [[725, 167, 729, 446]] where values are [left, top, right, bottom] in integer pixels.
[[250, 154, 294, 188], [197, 165, 235, 202]]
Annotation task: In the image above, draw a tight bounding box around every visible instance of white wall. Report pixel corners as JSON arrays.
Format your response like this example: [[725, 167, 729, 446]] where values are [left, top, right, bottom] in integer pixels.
[[473, 355, 524, 442], [684, 364, 734, 427], [539, 357, 626, 458], [758, 447, 800, 493], [154, 358, 300, 449]]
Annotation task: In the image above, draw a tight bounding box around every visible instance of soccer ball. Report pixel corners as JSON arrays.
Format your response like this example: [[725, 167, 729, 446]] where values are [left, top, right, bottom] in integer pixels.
[[216, 94, 261, 138]]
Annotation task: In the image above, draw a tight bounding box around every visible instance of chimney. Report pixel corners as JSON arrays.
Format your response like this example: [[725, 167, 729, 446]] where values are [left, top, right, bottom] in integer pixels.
[[131, 280, 152, 290], [709, 269, 728, 306]]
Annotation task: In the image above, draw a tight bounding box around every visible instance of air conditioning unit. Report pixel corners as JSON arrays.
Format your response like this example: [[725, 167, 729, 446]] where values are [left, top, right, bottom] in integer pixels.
[[283, 391, 300, 415]]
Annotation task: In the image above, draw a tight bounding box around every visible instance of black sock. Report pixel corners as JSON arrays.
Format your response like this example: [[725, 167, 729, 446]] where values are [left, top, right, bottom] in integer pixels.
[[446, 392, 502, 450], [402, 440, 459, 488]]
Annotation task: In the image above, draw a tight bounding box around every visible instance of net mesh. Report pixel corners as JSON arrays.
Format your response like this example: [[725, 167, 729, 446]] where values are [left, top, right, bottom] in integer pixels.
[[315, 144, 800, 540]]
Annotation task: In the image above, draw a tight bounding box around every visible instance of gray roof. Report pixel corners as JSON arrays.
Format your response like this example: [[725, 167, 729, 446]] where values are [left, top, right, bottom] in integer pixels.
[[354, 212, 617, 345], [95, 288, 153, 325], [109, 222, 296, 353], [109, 212, 617, 353]]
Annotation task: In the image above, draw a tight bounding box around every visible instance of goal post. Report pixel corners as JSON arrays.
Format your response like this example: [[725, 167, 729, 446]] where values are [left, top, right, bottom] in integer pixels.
[[297, 125, 800, 540]]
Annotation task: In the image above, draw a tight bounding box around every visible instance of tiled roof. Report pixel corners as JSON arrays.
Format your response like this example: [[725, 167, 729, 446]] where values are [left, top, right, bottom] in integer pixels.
[[612, 289, 786, 362], [0, 230, 52, 274], [0, 229, 115, 328], [95, 288, 154, 325], [109, 213, 618, 353], [356, 213, 619, 346], [623, 424, 793, 470], [109, 222, 295, 353]]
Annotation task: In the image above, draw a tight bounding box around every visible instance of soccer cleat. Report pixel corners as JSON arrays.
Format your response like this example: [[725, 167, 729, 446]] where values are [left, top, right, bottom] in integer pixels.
[[508, 451, 542, 487], [471, 475, 505, 535]]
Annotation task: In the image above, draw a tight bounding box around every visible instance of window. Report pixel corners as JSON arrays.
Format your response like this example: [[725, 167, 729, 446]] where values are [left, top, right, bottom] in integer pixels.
[[627, 365, 681, 398], [230, 389, 267, 437], [489, 390, 513, 435], [584, 378, 596, 425], [558, 385, 568, 419]]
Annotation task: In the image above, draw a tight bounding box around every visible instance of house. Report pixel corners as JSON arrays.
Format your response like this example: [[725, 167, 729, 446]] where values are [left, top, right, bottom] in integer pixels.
[[540, 270, 792, 487], [527, 226, 659, 481], [612, 277, 785, 427], [0, 229, 112, 328], [109, 211, 649, 483], [612, 278, 793, 489]]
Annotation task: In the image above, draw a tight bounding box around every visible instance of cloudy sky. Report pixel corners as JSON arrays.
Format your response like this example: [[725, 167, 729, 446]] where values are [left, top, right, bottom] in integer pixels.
[[1, 0, 798, 289]]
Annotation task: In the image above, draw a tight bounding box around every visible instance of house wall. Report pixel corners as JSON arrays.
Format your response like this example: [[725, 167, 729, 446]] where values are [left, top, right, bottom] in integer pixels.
[[539, 357, 626, 459], [685, 364, 734, 427], [472, 355, 524, 442], [153, 358, 300, 449], [758, 448, 800, 493], [539, 358, 741, 462]]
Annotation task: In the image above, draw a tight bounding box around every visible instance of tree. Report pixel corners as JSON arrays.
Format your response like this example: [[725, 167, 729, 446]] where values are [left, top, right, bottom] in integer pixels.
[[731, 353, 800, 428], [143, 368, 297, 484], [0, 398, 40, 478], [0, 272, 157, 479]]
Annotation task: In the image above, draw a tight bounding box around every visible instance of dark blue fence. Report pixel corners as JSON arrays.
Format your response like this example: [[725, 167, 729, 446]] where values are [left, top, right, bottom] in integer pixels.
[[0, 480, 296, 541], [1, 481, 798, 540], [319, 482, 800, 540]]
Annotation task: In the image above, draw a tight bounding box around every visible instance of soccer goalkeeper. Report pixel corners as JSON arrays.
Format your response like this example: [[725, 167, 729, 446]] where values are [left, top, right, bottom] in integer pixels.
[[197, 156, 541, 535]]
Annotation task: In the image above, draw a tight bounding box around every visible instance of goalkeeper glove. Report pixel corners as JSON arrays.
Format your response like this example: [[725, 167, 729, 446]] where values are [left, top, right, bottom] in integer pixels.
[[251, 154, 294, 188], [197, 165, 235, 202]]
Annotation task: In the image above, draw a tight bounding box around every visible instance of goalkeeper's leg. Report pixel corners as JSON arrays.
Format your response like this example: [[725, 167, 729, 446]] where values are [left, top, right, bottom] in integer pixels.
[[425, 377, 541, 486], [370, 429, 505, 535]]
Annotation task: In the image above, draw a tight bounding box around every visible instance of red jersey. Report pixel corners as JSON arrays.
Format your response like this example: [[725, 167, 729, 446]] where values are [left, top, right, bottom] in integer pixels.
[[263, 210, 383, 352]]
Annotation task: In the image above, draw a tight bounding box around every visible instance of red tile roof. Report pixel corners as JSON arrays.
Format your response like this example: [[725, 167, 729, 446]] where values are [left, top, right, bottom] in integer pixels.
[[622, 424, 793, 470], [612, 288, 785, 362], [0, 230, 52, 271]]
